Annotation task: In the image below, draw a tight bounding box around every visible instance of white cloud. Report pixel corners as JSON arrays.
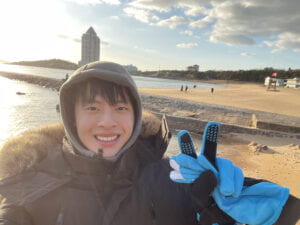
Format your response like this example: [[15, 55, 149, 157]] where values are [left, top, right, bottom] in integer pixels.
[[129, 0, 178, 12], [184, 5, 210, 17], [57, 34, 81, 43], [125, 0, 300, 52], [264, 32, 300, 53], [64, 0, 120, 5], [134, 45, 157, 53], [176, 43, 198, 48], [180, 30, 193, 36], [189, 15, 214, 28], [129, 0, 213, 12], [210, 33, 256, 46], [102, 0, 120, 4], [240, 52, 256, 57], [101, 40, 110, 46], [207, 0, 300, 49], [124, 7, 159, 24], [156, 16, 187, 29], [110, 16, 120, 20]]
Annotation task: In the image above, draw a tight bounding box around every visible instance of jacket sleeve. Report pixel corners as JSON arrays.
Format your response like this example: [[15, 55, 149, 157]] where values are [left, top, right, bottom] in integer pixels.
[[274, 194, 300, 225], [0, 198, 33, 225]]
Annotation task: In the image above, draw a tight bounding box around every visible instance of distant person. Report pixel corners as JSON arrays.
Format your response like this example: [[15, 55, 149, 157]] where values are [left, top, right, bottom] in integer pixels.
[[180, 84, 183, 91], [193, 84, 197, 88], [0, 61, 295, 225], [185, 85, 188, 92], [63, 73, 69, 82], [211, 87, 214, 94], [55, 104, 60, 113]]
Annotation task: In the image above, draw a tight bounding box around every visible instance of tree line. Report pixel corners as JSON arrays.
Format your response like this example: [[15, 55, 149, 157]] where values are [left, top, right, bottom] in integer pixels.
[[136, 68, 300, 83]]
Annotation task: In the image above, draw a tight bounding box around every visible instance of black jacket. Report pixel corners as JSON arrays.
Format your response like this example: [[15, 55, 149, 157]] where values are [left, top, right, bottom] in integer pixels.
[[0, 116, 198, 225]]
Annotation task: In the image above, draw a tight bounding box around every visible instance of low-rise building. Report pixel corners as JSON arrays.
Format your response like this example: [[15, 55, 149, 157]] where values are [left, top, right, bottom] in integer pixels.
[[123, 64, 138, 72], [286, 77, 300, 88], [187, 64, 199, 72]]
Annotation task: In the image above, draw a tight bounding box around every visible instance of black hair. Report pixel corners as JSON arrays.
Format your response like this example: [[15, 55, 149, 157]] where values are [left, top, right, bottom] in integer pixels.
[[74, 78, 131, 105]]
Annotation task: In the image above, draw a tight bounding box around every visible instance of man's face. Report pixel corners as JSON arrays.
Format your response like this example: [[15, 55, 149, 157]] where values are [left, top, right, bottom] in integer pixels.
[[74, 94, 134, 158]]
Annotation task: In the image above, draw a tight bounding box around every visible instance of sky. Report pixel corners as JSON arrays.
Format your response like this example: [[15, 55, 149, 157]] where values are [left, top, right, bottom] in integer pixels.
[[0, 0, 300, 71]]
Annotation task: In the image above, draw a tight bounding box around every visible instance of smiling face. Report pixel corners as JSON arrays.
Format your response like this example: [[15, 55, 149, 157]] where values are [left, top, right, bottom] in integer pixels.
[[74, 93, 134, 158]]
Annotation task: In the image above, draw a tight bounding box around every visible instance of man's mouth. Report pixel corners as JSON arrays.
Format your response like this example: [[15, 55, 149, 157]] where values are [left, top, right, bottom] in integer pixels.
[[95, 135, 119, 142]]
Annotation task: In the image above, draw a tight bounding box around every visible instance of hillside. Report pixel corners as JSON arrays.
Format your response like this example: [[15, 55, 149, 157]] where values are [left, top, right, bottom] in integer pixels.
[[9, 59, 78, 70]]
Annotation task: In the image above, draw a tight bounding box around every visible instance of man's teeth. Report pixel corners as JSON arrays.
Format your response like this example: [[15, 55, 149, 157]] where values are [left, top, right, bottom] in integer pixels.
[[96, 135, 118, 141]]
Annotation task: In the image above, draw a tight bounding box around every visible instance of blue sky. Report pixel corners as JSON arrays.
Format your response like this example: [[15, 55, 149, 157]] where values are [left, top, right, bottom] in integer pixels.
[[0, 0, 299, 71]]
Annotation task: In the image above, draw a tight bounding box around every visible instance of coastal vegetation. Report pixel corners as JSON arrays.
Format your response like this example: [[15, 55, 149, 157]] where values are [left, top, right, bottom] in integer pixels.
[[135, 67, 300, 83]]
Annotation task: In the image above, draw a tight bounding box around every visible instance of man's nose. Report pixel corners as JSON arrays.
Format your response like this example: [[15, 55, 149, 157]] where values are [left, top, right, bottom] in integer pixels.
[[96, 108, 118, 127]]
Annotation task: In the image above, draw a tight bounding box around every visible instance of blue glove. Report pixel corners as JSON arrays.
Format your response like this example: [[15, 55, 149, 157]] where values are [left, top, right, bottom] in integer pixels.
[[170, 121, 290, 225], [170, 121, 243, 197]]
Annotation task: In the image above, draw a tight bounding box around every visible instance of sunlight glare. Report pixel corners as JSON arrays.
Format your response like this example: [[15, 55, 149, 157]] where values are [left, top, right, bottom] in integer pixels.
[[0, 0, 81, 62]]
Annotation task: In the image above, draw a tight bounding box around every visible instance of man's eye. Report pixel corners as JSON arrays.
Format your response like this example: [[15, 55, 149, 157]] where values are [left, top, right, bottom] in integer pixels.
[[117, 106, 128, 111], [86, 106, 97, 111]]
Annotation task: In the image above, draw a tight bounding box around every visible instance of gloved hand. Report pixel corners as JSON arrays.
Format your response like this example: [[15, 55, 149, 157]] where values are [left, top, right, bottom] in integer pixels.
[[170, 121, 290, 225], [170, 122, 238, 225], [170, 122, 244, 197]]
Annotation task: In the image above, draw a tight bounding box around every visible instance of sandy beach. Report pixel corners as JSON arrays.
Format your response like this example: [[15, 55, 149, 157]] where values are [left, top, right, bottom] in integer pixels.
[[139, 81, 300, 117], [140, 81, 300, 203]]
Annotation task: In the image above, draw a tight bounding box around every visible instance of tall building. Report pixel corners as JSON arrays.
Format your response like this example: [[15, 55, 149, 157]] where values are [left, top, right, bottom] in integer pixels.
[[78, 27, 100, 66]]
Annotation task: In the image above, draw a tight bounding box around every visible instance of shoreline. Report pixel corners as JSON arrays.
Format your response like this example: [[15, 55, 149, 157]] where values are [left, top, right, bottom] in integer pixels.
[[1, 71, 299, 136]]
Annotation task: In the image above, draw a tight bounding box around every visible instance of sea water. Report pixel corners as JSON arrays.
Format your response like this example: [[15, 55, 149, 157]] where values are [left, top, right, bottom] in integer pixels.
[[0, 77, 59, 146], [0, 63, 224, 89], [0, 63, 224, 146]]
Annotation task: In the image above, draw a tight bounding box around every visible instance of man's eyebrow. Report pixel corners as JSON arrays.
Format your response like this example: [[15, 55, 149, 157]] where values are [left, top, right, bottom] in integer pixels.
[[82, 100, 102, 106], [115, 100, 129, 104]]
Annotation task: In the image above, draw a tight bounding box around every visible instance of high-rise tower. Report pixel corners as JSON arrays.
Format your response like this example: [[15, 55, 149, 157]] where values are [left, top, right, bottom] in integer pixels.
[[78, 27, 100, 66]]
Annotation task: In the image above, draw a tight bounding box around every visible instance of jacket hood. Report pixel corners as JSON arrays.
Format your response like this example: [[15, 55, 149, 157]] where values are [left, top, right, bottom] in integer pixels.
[[59, 61, 142, 161], [0, 111, 166, 180]]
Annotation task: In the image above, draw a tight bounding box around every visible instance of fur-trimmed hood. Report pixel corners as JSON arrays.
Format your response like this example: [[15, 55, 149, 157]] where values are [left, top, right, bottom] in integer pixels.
[[0, 110, 167, 180]]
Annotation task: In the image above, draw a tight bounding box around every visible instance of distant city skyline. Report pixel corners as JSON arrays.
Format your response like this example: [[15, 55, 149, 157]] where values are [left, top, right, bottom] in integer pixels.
[[0, 0, 300, 71]]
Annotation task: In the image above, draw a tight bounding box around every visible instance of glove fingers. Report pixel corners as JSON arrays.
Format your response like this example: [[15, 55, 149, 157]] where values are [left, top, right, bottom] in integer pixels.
[[169, 157, 205, 183], [217, 158, 244, 197], [170, 170, 198, 183], [200, 122, 220, 169], [170, 155, 204, 171], [178, 130, 197, 158]]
